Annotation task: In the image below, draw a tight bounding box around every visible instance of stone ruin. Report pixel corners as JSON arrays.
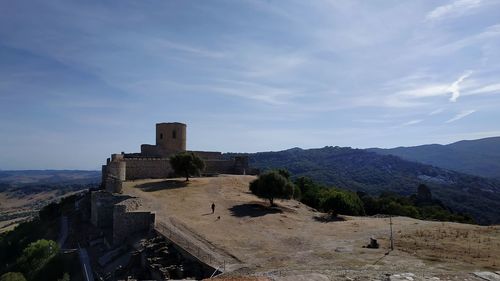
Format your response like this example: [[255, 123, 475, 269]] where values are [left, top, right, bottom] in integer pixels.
[[101, 122, 256, 193], [90, 191, 155, 245]]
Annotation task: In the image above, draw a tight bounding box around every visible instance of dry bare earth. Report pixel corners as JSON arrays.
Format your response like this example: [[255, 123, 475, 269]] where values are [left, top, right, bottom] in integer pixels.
[[0, 190, 60, 233], [122, 175, 500, 280]]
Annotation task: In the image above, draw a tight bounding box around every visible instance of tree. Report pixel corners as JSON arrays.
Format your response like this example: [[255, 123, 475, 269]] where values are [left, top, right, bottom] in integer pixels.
[[0, 273, 26, 281], [320, 190, 365, 216], [249, 171, 294, 206], [169, 152, 205, 181], [16, 240, 59, 280], [416, 184, 432, 203]]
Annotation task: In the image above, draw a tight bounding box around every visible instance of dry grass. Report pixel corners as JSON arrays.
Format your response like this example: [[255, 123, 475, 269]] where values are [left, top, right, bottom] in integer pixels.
[[122, 175, 500, 276], [397, 223, 500, 269]]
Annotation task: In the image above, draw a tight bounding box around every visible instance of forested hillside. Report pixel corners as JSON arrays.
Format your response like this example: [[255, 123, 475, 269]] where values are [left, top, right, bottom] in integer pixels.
[[236, 146, 500, 224], [368, 137, 500, 178]]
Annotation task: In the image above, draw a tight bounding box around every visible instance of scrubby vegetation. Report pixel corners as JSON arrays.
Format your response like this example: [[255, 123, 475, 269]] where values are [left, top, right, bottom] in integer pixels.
[[236, 146, 500, 224], [293, 176, 474, 223], [0, 196, 80, 281]]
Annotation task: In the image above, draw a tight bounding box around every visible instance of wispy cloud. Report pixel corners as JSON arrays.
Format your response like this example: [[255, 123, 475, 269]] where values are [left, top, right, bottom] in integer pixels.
[[429, 108, 445, 115], [445, 109, 476, 123], [430, 24, 500, 55], [402, 119, 424, 126], [383, 72, 474, 108], [448, 71, 472, 102], [426, 0, 482, 21], [203, 80, 298, 106], [148, 39, 226, 59], [465, 83, 500, 96]]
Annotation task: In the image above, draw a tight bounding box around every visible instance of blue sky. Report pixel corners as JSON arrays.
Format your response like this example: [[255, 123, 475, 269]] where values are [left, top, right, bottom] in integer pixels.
[[1, 0, 500, 169]]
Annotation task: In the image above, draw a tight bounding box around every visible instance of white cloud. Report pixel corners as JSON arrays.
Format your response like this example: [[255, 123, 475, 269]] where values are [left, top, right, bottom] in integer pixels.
[[384, 72, 473, 107], [429, 108, 445, 115], [445, 109, 476, 123], [202, 80, 297, 106], [448, 71, 472, 102], [426, 0, 482, 21], [402, 119, 424, 126], [148, 39, 226, 59], [465, 83, 500, 95]]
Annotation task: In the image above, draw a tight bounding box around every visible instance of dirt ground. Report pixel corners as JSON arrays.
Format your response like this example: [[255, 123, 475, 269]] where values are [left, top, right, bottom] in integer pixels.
[[122, 175, 500, 280]]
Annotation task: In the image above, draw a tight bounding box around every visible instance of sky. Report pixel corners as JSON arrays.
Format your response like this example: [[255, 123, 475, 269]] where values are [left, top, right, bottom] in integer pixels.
[[1, 0, 500, 170]]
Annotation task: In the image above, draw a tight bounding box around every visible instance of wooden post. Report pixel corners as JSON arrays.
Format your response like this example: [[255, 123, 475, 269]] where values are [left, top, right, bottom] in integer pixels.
[[390, 215, 394, 251]]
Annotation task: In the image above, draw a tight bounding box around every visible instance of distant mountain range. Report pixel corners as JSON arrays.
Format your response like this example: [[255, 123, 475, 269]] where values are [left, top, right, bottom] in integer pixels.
[[3, 136, 499, 224], [242, 146, 500, 224], [0, 170, 101, 186], [368, 137, 500, 179]]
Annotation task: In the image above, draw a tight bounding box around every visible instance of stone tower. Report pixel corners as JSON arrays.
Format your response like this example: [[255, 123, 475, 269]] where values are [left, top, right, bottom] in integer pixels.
[[156, 122, 186, 154]]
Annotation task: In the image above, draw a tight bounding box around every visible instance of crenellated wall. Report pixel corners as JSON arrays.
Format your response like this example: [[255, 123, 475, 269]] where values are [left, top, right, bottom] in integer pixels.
[[191, 151, 223, 160]]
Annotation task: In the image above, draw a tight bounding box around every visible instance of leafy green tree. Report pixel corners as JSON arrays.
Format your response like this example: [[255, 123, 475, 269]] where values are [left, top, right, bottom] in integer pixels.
[[249, 171, 294, 206], [169, 152, 205, 181], [276, 168, 291, 179], [16, 240, 59, 280], [0, 272, 26, 281], [320, 189, 365, 216]]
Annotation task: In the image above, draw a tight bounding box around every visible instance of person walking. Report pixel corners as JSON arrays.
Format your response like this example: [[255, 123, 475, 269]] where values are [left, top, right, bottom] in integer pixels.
[[211, 202, 215, 214]]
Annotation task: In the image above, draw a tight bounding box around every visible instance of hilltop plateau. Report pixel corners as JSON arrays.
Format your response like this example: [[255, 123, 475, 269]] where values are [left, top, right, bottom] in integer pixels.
[[122, 175, 500, 280]]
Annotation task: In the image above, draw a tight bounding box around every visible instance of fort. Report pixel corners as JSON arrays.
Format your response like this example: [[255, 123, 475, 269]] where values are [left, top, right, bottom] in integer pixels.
[[101, 122, 254, 193], [84, 122, 500, 280], [88, 122, 257, 278], [93, 122, 255, 248]]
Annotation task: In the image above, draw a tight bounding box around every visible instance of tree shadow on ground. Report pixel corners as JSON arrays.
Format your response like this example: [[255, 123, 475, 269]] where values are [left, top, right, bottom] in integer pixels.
[[313, 214, 347, 223], [135, 180, 187, 192], [229, 202, 283, 218]]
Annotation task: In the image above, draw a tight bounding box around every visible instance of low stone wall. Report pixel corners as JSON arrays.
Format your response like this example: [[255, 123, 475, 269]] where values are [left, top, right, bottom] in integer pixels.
[[113, 201, 155, 244], [125, 158, 173, 180]]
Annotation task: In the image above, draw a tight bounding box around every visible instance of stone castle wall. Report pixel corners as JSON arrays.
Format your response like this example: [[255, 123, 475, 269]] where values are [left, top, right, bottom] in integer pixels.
[[106, 156, 126, 180], [91, 191, 130, 228], [91, 191, 155, 244], [191, 151, 223, 160], [204, 160, 237, 175], [124, 158, 173, 180], [105, 177, 123, 193], [101, 122, 254, 191], [113, 202, 155, 244]]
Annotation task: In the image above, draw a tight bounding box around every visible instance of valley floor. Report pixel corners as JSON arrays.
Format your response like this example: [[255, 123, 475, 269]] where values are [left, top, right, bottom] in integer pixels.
[[122, 175, 500, 280]]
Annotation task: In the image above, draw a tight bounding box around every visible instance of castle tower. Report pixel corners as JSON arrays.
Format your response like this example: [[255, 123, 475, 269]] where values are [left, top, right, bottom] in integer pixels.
[[156, 122, 186, 154]]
